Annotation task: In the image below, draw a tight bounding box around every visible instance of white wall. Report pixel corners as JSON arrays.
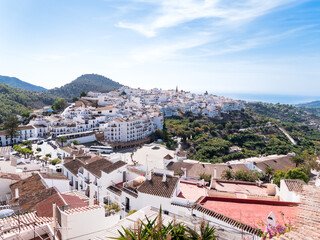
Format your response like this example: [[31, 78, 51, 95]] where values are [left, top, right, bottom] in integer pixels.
[[279, 180, 301, 202], [39, 172, 71, 193], [59, 207, 119, 240]]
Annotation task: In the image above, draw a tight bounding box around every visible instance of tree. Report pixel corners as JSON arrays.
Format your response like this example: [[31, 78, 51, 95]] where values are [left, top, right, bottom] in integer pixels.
[[225, 122, 233, 130], [72, 97, 79, 102], [265, 166, 274, 183], [80, 91, 87, 97], [273, 168, 309, 186], [52, 98, 67, 111], [4, 116, 20, 146], [57, 136, 67, 147], [221, 169, 234, 180]]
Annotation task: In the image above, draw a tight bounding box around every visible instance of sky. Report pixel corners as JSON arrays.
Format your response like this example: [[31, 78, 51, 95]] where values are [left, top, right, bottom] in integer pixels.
[[0, 0, 319, 96]]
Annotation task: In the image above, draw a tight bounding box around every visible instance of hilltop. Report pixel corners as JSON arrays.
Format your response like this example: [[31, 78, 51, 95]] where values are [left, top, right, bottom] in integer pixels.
[[297, 100, 320, 108], [0, 75, 47, 91], [48, 74, 122, 100]]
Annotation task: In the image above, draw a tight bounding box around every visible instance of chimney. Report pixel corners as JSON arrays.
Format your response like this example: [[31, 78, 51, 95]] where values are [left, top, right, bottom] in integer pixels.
[[89, 183, 94, 206], [52, 202, 57, 231], [181, 167, 187, 178], [162, 173, 166, 182], [146, 170, 152, 181], [73, 154, 75, 160], [213, 167, 217, 179], [15, 188, 19, 199]]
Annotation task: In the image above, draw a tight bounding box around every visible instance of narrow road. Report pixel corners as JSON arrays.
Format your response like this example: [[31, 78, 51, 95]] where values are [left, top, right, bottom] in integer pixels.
[[277, 125, 297, 145]]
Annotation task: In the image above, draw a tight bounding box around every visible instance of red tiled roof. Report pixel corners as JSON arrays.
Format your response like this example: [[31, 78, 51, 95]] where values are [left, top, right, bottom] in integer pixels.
[[164, 154, 173, 160], [283, 179, 306, 192], [10, 174, 57, 212], [137, 173, 179, 198], [199, 196, 298, 228], [0, 212, 53, 238], [35, 192, 88, 217], [63, 205, 101, 215]]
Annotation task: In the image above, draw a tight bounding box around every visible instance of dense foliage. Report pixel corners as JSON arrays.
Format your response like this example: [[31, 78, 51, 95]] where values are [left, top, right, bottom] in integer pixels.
[[160, 103, 320, 165], [0, 83, 56, 123], [0, 75, 46, 91], [48, 74, 122, 100], [272, 168, 309, 186], [52, 98, 68, 112]]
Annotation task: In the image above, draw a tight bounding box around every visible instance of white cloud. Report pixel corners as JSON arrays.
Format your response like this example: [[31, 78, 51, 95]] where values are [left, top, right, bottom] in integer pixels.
[[117, 0, 299, 37]]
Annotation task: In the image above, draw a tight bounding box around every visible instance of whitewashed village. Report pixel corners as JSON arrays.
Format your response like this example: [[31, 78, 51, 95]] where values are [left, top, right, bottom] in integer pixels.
[[0, 86, 319, 240]]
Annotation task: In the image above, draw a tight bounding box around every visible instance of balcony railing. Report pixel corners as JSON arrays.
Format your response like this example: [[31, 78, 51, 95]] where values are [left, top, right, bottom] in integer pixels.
[[84, 177, 90, 184]]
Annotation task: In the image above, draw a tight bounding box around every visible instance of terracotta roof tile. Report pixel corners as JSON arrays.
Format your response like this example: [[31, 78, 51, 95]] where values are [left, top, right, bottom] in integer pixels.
[[63, 159, 85, 176], [83, 158, 112, 177], [137, 173, 179, 198], [35, 192, 88, 217], [103, 161, 126, 174], [10, 175, 57, 212], [283, 179, 306, 192]]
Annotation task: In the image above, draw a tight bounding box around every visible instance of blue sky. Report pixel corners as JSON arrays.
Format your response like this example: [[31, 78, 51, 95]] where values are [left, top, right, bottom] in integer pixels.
[[0, 0, 319, 96]]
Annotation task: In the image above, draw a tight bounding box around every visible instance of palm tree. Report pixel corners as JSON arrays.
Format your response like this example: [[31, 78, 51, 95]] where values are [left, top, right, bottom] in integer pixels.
[[112, 209, 218, 240], [265, 166, 274, 183], [4, 116, 20, 146], [57, 136, 67, 147]]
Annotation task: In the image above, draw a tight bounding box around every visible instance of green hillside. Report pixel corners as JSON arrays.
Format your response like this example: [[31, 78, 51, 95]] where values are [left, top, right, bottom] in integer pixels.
[[297, 101, 320, 108], [48, 74, 122, 100], [0, 83, 56, 123], [0, 75, 46, 91]]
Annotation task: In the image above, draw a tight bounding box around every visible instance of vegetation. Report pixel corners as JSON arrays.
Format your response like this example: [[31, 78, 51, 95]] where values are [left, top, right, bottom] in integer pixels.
[[57, 136, 68, 147], [0, 83, 56, 123], [113, 210, 218, 240], [105, 203, 121, 213], [52, 98, 68, 112], [13, 145, 33, 157], [0, 75, 46, 91], [50, 158, 62, 165], [159, 103, 320, 165], [3, 116, 20, 145], [273, 168, 309, 186], [296, 100, 320, 108], [221, 169, 264, 182], [127, 209, 137, 216], [48, 74, 122, 100]]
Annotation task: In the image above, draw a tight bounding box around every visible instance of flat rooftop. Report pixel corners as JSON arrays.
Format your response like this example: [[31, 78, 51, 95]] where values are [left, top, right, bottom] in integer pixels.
[[212, 180, 268, 197], [132, 143, 175, 170], [199, 196, 298, 228], [178, 181, 207, 201]]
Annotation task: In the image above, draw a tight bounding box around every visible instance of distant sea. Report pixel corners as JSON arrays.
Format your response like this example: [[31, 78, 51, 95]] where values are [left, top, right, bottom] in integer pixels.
[[208, 93, 319, 105]]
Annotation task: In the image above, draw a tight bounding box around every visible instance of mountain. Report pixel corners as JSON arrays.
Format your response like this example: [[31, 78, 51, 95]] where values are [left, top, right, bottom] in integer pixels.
[[0, 83, 56, 123], [296, 101, 320, 108], [0, 75, 47, 91], [48, 74, 122, 99]]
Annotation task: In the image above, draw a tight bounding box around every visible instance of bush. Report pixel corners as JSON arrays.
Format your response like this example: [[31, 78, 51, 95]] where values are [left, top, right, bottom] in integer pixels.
[[50, 158, 61, 165], [273, 168, 309, 186], [105, 203, 121, 213], [36, 147, 41, 152], [45, 153, 51, 158], [234, 170, 264, 182], [22, 140, 32, 146], [127, 209, 137, 216]]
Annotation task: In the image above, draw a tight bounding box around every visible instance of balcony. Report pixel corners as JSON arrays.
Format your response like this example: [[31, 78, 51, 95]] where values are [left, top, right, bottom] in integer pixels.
[[84, 177, 90, 184]]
